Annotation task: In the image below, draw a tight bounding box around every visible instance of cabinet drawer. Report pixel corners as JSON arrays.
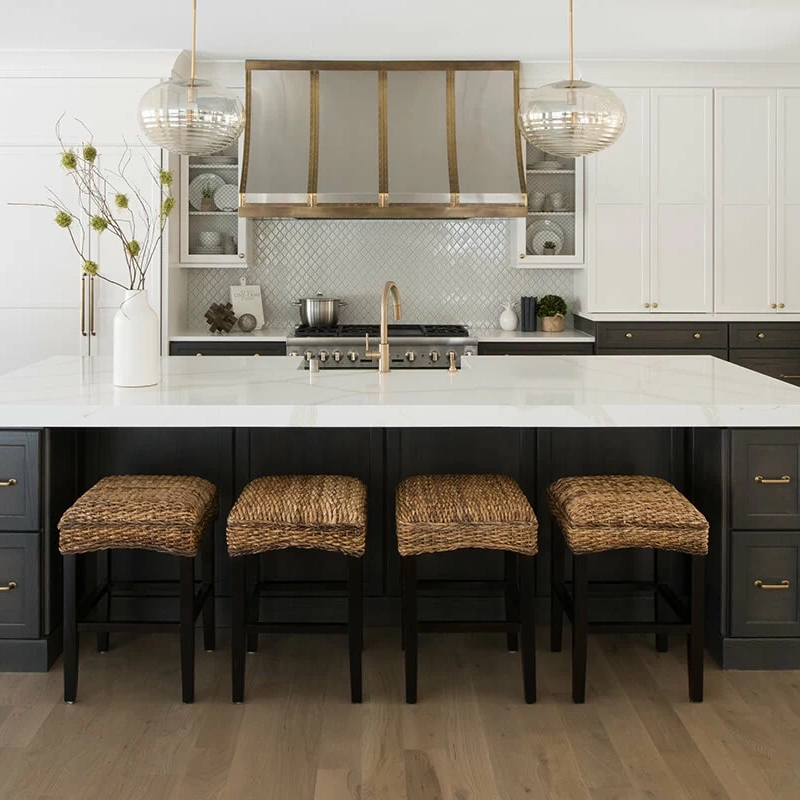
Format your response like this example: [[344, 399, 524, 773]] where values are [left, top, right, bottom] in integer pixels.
[[730, 323, 800, 349], [0, 431, 40, 532], [599, 348, 728, 359], [732, 430, 800, 530], [477, 342, 594, 356], [730, 349, 800, 385], [731, 531, 800, 637], [596, 323, 728, 350], [169, 342, 287, 357], [0, 533, 40, 638]]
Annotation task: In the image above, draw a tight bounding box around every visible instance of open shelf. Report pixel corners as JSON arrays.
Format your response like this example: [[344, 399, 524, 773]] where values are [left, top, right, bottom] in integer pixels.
[[527, 211, 575, 216], [526, 169, 575, 174], [189, 210, 238, 216], [189, 164, 238, 169]]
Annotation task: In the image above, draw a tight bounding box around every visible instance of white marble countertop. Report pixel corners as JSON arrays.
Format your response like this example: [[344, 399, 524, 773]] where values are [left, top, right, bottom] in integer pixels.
[[1, 354, 799, 429]]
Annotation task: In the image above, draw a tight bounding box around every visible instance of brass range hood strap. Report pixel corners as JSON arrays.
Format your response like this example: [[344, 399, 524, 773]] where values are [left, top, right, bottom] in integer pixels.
[[307, 69, 320, 206], [240, 66, 252, 199], [378, 70, 389, 207], [513, 64, 526, 199], [445, 69, 460, 206]]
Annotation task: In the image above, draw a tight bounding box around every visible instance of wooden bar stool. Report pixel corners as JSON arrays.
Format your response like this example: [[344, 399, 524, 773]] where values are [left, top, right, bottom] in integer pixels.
[[548, 475, 708, 703], [58, 475, 218, 704], [397, 474, 538, 704], [226, 475, 367, 704]]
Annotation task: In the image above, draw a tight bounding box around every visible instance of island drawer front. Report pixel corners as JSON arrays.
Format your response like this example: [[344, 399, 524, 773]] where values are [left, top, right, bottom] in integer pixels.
[[169, 342, 287, 357], [730, 323, 800, 349], [0, 533, 40, 639], [730, 350, 800, 385], [599, 348, 728, 359], [732, 430, 800, 530], [478, 342, 595, 356], [596, 323, 728, 350], [730, 531, 800, 638], [0, 431, 40, 532]]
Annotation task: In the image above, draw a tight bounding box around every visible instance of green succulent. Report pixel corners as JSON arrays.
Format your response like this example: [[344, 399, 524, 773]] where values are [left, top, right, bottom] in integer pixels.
[[90, 215, 108, 233], [82, 260, 99, 276], [126, 239, 141, 257], [54, 211, 73, 228], [114, 193, 129, 209], [158, 169, 173, 187], [82, 144, 97, 164], [160, 196, 175, 218], [537, 294, 568, 318], [61, 150, 77, 170]]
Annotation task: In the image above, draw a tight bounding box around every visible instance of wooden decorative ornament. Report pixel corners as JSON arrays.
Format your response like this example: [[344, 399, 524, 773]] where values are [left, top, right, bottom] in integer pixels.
[[205, 302, 237, 333]]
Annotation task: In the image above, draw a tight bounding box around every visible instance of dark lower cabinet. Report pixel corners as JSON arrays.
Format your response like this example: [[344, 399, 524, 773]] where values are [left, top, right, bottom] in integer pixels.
[[596, 322, 728, 351], [731, 531, 800, 638], [169, 341, 286, 356], [600, 348, 728, 358], [477, 342, 594, 356], [731, 349, 800, 384], [0, 533, 39, 638]]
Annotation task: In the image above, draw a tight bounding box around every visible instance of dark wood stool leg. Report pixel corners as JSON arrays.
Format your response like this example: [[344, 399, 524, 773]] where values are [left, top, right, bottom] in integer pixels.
[[505, 551, 519, 652], [402, 556, 418, 704], [654, 549, 668, 653], [688, 554, 705, 702], [63, 554, 79, 703], [348, 556, 363, 703], [572, 553, 589, 704], [97, 549, 110, 653], [201, 525, 215, 652], [180, 557, 195, 704], [519, 553, 537, 704], [231, 555, 246, 703], [550, 521, 565, 653], [247, 554, 260, 654]]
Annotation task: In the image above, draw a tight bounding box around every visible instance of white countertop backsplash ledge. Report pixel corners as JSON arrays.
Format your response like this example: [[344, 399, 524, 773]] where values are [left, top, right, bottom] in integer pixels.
[[1, 355, 799, 429]]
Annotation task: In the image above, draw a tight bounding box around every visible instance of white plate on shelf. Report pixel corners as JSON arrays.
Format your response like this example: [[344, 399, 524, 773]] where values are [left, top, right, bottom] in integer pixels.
[[188, 173, 226, 210], [527, 219, 564, 255], [193, 246, 224, 255], [532, 161, 563, 171], [200, 155, 237, 165], [213, 184, 239, 211]]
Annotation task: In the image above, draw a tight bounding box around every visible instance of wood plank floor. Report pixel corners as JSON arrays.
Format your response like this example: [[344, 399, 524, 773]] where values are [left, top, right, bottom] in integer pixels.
[[1, 629, 799, 799]]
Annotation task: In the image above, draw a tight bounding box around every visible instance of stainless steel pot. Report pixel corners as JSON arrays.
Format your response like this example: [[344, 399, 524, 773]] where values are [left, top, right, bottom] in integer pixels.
[[294, 293, 348, 327]]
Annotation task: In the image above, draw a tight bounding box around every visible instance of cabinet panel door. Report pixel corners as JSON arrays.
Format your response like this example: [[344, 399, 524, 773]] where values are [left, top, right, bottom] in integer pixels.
[[588, 89, 650, 312], [714, 90, 776, 313], [650, 89, 713, 313], [778, 90, 800, 313]]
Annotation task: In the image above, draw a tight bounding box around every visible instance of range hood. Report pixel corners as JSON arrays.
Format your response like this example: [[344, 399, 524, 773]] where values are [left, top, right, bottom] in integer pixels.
[[240, 61, 526, 219]]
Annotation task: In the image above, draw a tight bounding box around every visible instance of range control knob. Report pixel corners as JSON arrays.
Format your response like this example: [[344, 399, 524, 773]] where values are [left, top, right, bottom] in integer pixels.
[[288, 350, 301, 357], [405, 351, 417, 363], [347, 351, 359, 363], [318, 350, 329, 363], [429, 350, 440, 363], [304, 350, 315, 362], [333, 350, 343, 363]]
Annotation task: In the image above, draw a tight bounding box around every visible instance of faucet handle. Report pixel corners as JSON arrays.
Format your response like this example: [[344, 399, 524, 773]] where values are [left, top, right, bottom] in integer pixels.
[[364, 333, 380, 360]]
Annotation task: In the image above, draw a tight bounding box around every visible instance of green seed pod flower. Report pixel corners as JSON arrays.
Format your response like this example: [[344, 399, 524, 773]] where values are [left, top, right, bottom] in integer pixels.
[[160, 196, 175, 218], [82, 144, 97, 163], [159, 169, 174, 187], [90, 215, 108, 233], [82, 260, 99, 276], [114, 193, 129, 209], [54, 211, 73, 228], [126, 239, 141, 257], [61, 150, 77, 170]]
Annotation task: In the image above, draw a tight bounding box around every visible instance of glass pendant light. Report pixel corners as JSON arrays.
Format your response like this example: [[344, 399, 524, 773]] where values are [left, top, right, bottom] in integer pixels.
[[138, 0, 244, 156], [518, 0, 626, 157]]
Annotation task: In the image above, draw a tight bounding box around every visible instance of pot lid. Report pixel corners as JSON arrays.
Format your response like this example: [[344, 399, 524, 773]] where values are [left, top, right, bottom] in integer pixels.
[[297, 293, 342, 302]]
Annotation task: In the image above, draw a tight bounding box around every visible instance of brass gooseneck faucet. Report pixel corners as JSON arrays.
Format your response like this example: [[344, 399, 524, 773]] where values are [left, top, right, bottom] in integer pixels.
[[365, 281, 401, 373]]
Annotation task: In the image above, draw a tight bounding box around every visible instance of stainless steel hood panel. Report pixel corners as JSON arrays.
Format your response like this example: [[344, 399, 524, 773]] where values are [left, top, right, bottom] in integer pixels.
[[240, 60, 526, 219]]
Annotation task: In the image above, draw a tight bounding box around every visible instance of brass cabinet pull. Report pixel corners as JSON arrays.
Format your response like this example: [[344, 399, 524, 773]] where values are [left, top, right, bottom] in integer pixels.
[[0, 581, 17, 592], [625, 332, 633, 339], [757, 332, 766, 340], [0, 478, 17, 487], [239, 253, 245, 259], [88, 275, 96, 336], [80, 274, 87, 337], [520, 253, 525, 260], [652, 302, 659, 308], [693, 333, 701, 339], [771, 303, 778, 309], [779, 303, 786, 309], [754, 475, 791, 484], [754, 579, 790, 590], [780, 374, 800, 380], [643, 303, 650, 308]]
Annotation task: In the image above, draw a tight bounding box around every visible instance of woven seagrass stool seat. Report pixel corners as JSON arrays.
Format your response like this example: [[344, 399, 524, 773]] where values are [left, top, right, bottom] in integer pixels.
[[396, 474, 538, 704], [59, 475, 219, 705], [227, 475, 367, 704], [548, 475, 709, 704]]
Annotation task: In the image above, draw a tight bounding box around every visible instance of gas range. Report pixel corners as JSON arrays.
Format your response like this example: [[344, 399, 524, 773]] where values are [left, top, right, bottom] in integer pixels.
[[287, 324, 478, 369]]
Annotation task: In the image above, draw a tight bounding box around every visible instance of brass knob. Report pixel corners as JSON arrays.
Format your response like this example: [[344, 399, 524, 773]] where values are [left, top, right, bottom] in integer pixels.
[[693, 333, 701, 340], [239, 253, 245, 259], [625, 332, 633, 339], [253, 353, 261, 358], [520, 253, 526, 260], [652, 302, 659, 308], [771, 303, 778, 309], [195, 353, 203, 357], [0, 478, 17, 487], [757, 332, 765, 340], [643, 303, 650, 308], [779, 303, 786, 309], [0, 581, 17, 592]]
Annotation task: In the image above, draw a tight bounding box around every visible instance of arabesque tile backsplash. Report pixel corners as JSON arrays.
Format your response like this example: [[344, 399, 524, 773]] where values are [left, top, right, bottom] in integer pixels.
[[186, 219, 574, 331]]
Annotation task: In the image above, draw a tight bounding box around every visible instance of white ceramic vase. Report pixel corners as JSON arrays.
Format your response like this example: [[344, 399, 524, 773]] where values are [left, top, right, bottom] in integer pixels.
[[499, 303, 519, 331], [113, 289, 159, 387]]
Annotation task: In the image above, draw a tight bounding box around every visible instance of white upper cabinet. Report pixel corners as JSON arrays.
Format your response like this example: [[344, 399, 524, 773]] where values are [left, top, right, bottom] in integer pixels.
[[587, 89, 650, 312], [777, 89, 800, 313], [650, 89, 713, 313], [714, 89, 776, 313]]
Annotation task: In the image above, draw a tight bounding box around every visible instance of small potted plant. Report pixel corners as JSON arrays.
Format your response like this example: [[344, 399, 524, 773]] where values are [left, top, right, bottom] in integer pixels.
[[201, 181, 215, 211], [537, 294, 567, 332], [543, 240, 557, 256]]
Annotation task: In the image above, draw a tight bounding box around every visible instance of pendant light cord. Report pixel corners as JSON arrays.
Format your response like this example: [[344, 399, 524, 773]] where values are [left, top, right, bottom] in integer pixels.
[[190, 0, 198, 86], [568, 0, 574, 88]]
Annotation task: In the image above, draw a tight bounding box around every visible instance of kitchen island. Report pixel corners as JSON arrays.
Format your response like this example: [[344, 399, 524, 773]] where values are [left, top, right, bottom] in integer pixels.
[[1, 354, 799, 672]]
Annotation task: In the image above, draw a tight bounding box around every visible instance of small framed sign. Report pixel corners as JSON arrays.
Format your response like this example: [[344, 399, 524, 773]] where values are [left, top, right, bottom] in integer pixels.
[[230, 278, 265, 330]]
